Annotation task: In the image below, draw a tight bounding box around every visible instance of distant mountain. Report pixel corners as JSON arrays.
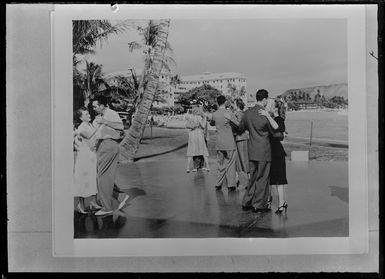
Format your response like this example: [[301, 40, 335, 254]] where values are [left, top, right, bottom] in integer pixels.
[[281, 83, 348, 100]]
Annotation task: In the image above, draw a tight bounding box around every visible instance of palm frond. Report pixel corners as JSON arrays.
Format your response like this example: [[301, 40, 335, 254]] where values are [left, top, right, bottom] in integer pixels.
[[127, 41, 142, 52], [165, 41, 173, 53], [165, 55, 177, 67], [73, 20, 131, 56]]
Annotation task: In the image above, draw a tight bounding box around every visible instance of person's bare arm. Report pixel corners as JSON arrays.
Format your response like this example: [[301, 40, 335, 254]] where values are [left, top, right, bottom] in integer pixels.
[[79, 126, 98, 139], [96, 117, 124, 130], [103, 119, 124, 130], [258, 109, 278, 130], [224, 111, 246, 133]]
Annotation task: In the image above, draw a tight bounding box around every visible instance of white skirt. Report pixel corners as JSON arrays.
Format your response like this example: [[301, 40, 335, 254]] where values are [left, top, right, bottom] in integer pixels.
[[73, 146, 98, 197]]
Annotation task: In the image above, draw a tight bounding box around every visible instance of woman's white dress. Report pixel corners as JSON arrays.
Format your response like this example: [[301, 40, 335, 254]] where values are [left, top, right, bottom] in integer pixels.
[[186, 115, 209, 157], [73, 122, 98, 197]]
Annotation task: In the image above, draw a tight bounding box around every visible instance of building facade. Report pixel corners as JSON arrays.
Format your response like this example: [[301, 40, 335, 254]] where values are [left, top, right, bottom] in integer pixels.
[[104, 69, 177, 108], [175, 72, 247, 104], [105, 71, 248, 109]]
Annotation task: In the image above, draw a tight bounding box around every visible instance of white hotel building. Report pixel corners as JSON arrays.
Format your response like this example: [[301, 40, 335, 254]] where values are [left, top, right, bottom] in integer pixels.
[[105, 69, 176, 108], [175, 72, 247, 105], [105, 71, 248, 108]]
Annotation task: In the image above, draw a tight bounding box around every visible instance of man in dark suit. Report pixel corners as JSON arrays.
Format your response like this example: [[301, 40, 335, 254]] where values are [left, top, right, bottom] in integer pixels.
[[226, 89, 278, 212]]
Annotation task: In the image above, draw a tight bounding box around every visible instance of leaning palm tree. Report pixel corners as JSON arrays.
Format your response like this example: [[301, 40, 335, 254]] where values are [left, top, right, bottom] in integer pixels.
[[120, 19, 171, 163], [127, 20, 176, 109]]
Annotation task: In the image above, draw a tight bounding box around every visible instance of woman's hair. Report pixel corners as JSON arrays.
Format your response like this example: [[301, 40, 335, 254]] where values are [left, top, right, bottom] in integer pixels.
[[76, 107, 88, 120], [236, 99, 245, 110], [265, 98, 276, 115], [275, 100, 286, 120]]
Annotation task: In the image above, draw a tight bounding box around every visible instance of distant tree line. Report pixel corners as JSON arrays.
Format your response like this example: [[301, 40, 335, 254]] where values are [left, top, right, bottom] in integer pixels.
[[283, 89, 348, 110]]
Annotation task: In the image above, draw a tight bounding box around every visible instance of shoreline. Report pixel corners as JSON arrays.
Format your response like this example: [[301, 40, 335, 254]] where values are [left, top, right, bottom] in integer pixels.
[[287, 109, 348, 113], [133, 126, 348, 163]]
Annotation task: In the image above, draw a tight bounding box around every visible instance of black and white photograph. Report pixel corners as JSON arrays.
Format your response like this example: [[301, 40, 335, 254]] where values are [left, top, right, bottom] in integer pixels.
[[71, 17, 349, 239], [6, 2, 380, 272], [49, 4, 372, 259]]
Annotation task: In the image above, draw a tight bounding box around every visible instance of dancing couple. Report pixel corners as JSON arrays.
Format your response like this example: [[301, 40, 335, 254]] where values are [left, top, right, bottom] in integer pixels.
[[224, 90, 288, 214], [73, 95, 129, 216]]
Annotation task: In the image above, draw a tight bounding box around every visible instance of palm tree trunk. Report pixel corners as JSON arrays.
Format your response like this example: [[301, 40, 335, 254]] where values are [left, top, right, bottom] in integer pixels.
[[83, 89, 91, 107], [119, 19, 170, 163]]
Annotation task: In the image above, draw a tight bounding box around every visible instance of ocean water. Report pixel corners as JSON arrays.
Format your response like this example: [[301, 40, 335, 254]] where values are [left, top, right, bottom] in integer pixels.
[[285, 111, 348, 142]]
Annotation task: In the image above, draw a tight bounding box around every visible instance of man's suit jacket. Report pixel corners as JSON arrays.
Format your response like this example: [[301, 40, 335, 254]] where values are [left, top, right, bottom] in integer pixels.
[[236, 104, 274, 162], [210, 108, 236, 151]]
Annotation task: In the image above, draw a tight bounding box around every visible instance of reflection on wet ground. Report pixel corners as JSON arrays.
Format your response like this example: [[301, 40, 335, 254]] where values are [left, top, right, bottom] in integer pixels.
[[74, 160, 349, 238], [74, 210, 127, 238]]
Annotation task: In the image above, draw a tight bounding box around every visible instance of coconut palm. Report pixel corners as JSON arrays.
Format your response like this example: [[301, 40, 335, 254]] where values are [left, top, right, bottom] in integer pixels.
[[73, 56, 84, 89], [127, 20, 176, 108], [120, 19, 171, 163], [107, 70, 141, 123], [170, 74, 181, 88], [73, 20, 132, 107], [81, 61, 107, 105], [73, 20, 132, 57]]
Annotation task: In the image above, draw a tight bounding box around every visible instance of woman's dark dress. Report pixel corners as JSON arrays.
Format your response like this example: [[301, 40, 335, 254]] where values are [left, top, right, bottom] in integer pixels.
[[270, 116, 288, 185]]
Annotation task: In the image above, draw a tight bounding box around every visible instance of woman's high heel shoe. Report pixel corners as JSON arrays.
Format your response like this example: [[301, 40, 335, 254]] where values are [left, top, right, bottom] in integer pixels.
[[266, 195, 272, 209], [90, 201, 102, 210], [76, 203, 87, 214], [275, 202, 288, 214]]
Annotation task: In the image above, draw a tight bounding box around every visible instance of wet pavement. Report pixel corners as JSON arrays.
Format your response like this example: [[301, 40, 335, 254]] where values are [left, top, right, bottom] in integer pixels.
[[74, 159, 348, 238]]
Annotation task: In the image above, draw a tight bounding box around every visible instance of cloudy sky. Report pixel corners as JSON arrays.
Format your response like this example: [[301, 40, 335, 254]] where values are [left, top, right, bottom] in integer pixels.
[[87, 18, 347, 97]]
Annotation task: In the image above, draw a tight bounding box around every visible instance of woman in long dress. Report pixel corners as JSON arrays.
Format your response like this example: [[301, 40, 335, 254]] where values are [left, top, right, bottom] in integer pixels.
[[73, 107, 102, 214], [185, 107, 210, 172], [269, 100, 288, 213]]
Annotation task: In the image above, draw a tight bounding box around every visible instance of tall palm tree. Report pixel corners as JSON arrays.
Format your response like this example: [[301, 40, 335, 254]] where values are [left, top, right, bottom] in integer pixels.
[[73, 20, 132, 107], [127, 20, 176, 109], [82, 61, 106, 104], [170, 74, 181, 88], [106, 71, 139, 122], [120, 19, 171, 163]]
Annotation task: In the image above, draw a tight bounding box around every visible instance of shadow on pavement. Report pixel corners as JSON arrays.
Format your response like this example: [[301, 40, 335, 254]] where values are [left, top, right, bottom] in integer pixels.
[[142, 135, 178, 140], [74, 212, 348, 238], [119, 187, 147, 200], [74, 210, 128, 238], [329, 185, 349, 203], [134, 143, 188, 162]]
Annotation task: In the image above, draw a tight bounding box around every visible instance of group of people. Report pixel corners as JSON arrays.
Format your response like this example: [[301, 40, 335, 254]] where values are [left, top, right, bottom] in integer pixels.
[[185, 90, 288, 214], [74, 90, 288, 217], [73, 95, 129, 216]]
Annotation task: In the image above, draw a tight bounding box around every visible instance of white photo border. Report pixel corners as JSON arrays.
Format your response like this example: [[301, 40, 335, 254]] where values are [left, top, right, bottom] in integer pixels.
[[52, 4, 368, 257]]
